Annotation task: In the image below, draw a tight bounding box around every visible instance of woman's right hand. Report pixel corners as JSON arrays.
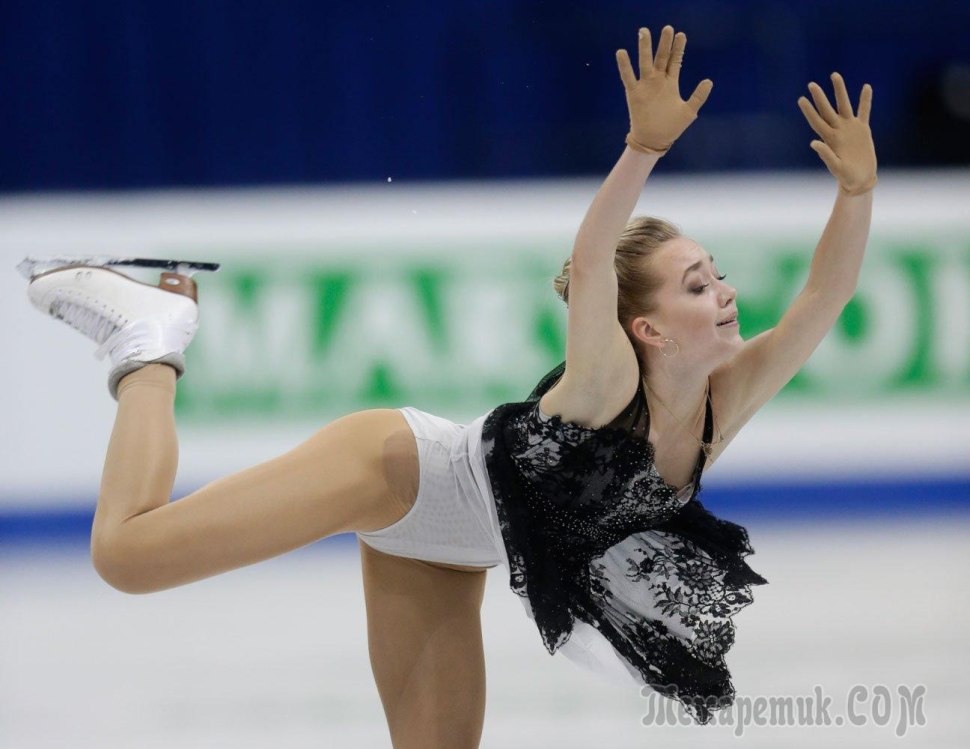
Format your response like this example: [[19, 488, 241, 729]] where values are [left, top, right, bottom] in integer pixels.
[[616, 25, 713, 155]]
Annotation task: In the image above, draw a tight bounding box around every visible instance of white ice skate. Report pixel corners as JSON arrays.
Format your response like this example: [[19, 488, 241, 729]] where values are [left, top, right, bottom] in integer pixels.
[[17, 256, 221, 400]]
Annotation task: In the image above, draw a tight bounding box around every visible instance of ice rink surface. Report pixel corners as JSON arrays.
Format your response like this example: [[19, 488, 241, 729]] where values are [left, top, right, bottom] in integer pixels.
[[2, 514, 967, 748]]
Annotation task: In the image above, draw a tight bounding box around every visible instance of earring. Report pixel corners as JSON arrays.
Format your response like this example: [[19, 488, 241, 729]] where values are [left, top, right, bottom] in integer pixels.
[[661, 338, 679, 357]]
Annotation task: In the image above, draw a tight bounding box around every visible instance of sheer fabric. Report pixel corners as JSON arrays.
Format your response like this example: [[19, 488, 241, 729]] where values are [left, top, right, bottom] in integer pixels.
[[480, 360, 768, 724]]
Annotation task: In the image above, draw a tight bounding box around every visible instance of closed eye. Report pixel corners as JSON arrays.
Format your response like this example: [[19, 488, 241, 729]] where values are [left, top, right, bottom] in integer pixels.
[[691, 273, 727, 294]]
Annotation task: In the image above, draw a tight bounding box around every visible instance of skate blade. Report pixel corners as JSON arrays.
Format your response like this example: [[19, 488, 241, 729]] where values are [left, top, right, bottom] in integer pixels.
[[16, 256, 221, 282]]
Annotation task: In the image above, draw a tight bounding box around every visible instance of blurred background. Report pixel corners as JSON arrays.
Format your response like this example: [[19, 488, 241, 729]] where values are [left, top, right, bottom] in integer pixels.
[[1, 1, 968, 747]]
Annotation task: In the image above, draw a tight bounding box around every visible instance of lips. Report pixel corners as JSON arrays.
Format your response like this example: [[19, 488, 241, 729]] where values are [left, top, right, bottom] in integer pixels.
[[716, 315, 738, 326]]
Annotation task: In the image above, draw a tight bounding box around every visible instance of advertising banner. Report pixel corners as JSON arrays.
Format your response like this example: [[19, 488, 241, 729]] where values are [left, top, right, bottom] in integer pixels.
[[2, 173, 967, 511]]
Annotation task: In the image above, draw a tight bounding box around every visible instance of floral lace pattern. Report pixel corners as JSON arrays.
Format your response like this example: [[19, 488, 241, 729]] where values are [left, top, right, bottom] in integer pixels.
[[480, 360, 768, 724]]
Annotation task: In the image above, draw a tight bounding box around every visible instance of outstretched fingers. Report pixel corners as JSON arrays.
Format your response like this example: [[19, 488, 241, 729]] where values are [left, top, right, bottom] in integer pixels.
[[653, 25, 675, 72], [808, 81, 839, 126], [857, 83, 873, 124], [668, 31, 686, 80], [619, 24, 712, 113], [810, 140, 841, 172], [830, 72, 853, 117], [687, 78, 714, 112], [637, 27, 653, 78], [798, 95, 832, 139], [616, 48, 637, 89]]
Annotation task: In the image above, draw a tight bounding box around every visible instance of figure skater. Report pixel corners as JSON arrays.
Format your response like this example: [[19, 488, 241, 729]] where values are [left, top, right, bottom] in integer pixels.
[[18, 23, 876, 745]]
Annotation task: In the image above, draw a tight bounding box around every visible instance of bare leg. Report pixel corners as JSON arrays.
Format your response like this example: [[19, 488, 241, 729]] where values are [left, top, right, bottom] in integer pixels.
[[91, 363, 419, 594], [360, 539, 488, 749], [91, 362, 490, 746]]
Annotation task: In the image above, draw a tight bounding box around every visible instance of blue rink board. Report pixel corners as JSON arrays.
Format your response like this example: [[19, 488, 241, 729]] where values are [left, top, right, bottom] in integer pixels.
[[2, 475, 968, 547]]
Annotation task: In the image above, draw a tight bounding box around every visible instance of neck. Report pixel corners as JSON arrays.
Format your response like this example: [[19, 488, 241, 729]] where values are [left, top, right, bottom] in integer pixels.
[[641, 360, 710, 439]]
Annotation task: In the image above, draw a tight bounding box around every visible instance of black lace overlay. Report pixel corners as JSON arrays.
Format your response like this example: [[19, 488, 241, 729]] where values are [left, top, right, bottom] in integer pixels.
[[480, 360, 768, 724]]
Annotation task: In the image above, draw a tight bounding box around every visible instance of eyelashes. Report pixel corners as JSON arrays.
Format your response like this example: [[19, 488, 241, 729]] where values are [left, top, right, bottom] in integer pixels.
[[691, 273, 727, 294]]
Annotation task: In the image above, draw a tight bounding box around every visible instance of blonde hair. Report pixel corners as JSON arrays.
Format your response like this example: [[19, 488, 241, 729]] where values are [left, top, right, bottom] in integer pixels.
[[553, 215, 682, 364]]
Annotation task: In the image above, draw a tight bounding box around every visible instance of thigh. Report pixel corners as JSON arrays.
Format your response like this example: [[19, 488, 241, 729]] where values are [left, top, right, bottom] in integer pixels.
[[102, 408, 420, 592], [359, 538, 487, 749]]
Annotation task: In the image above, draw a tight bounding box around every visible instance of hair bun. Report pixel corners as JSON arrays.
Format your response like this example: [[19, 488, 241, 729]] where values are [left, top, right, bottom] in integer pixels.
[[552, 257, 572, 305]]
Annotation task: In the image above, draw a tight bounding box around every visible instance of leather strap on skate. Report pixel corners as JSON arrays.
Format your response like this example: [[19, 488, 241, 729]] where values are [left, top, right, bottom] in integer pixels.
[[160, 273, 198, 303]]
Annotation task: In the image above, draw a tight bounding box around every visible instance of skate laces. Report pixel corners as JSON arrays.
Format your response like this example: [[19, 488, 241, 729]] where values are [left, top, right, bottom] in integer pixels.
[[49, 298, 122, 348]]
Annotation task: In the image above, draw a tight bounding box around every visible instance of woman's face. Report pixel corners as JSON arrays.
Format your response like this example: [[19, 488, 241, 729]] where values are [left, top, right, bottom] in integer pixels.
[[636, 236, 742, 364]]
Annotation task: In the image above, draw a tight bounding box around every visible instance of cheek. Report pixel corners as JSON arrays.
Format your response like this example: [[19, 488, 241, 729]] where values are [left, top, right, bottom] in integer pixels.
[[688, 307, 715, 332], [664, 296, 715, 335], [685, 308, 721, 339]]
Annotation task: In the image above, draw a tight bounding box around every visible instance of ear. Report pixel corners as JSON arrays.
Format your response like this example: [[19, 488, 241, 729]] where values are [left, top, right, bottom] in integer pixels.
[[629, 315, 666, 351]]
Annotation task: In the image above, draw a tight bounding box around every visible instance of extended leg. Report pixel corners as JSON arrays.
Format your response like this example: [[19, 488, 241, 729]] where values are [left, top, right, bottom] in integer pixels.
[[359, 539, 488, 749], [91, 363, 419, 593]]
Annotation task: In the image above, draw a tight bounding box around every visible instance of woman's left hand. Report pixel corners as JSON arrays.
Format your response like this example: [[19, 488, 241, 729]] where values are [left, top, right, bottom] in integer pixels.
[[798, 72, 877, 196]]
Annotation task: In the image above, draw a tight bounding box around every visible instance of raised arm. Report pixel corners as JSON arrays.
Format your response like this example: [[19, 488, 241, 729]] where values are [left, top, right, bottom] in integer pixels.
[[715, 72, 878, 434], [563, 26, 712, 391], [798, 74, 877, 297], [572, 25, 712, 268]]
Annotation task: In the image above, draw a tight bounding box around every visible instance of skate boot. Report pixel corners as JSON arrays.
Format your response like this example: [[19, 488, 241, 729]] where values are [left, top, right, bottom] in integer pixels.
[[17, 256, 221, 401]]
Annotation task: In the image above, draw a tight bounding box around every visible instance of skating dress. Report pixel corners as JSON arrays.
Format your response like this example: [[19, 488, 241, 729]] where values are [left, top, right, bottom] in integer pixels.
[[479, 359, 769, 724]]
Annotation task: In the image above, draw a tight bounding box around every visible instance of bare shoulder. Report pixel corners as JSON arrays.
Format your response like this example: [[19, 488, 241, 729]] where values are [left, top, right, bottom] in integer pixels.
[[538, 322, 641, 429], [536, 324, 772, 465], [538, 356, 758, 467]]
